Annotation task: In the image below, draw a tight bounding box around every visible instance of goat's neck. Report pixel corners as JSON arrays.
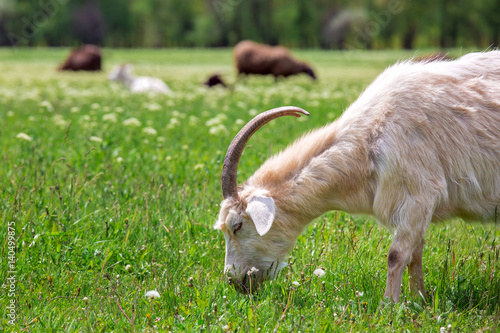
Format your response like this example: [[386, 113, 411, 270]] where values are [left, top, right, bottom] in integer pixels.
[[247, 121, 373, 232], [120, 73, 135, 88]]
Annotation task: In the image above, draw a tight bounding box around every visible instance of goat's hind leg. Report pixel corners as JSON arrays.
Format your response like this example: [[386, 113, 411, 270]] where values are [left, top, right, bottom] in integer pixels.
[[383, 205, 431, 302], [408, 238, 427, 301]]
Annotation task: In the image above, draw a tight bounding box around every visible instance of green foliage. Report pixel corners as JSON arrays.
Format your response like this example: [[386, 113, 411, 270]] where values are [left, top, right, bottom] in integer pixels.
[[0, 48, 499, 332], [1, 0, 499, 48]]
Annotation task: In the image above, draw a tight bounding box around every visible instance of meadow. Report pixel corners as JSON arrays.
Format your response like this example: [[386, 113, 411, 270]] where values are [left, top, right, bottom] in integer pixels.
[[0, 47, 499, 332]]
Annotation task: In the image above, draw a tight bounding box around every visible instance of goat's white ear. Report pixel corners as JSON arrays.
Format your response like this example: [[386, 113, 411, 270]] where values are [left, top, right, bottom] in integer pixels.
[[246, 196, 275, 236]]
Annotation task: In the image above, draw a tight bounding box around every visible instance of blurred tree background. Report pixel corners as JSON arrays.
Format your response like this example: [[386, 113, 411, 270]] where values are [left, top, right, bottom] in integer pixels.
[[0, 0, 499, 49]]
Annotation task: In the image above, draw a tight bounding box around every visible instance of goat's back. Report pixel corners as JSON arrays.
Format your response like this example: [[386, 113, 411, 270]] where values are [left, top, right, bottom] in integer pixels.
[[353, 51, 500, 222], [250, 51, 500, 224]]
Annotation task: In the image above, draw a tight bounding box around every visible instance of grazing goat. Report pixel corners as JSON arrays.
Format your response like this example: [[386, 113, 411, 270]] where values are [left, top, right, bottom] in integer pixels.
[[234, 40, 316, 80], [59, 44, 101, 71], [214, 51, 500, 302], [204, 73, 227, 88], [108, 64, 171, 94]]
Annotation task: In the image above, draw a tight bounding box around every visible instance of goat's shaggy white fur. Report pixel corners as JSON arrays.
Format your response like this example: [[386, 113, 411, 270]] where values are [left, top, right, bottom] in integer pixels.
[[215, 51, 500, 301], [108, 64, 171, 94]]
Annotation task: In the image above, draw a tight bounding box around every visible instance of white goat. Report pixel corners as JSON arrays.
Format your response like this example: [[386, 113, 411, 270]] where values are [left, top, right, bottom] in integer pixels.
[[108, 64, 171, 94], [214, 51, 500, 302]]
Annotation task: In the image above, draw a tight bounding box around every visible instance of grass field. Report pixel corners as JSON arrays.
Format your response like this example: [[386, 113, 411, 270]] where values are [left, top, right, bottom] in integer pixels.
[[1, 47, 499, 332]]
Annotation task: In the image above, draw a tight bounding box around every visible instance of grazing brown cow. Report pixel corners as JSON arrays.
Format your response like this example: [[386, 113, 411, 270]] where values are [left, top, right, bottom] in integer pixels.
[[234, 40, 316, 80], [59, 44, 102, 71]]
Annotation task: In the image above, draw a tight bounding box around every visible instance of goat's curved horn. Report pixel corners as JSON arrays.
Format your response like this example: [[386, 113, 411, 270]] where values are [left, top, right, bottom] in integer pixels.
[[221, 106, 309, 200]]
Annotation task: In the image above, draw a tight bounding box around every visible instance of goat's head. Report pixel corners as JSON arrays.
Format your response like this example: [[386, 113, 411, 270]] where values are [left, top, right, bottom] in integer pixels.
[[108, 64, 132, 82], [214, 106, 309, 293]]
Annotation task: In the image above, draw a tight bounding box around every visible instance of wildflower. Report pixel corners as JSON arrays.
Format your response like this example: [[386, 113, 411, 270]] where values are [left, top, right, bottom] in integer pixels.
[[142, 127, 157, 135], [91, 103, 100, 110], [222, 325, 230, 332], [146, 102, 162, 111], [52, 114, 69, 128], [356, 291, 364, 297], [125, 264, 132, 273], [40, 100, 53, 112], [123, 117, 142, 127], [16, 132, 32, 141], [194, 164, 205, 171], [116, 157, 124, 163], [247, 267, 259, 275], [209, 124, 228, 135], [292, 281, 300, 287], [235, 119, 245, 126], [70, 106, 80, 113], [90, 136, 103, 143], [145, 290, 160, 300], [83, 297, 89, 303], [313, 268, 326, 278], [157, 136, 166, 142], [115, 107, 124, 113], [103, 113, 117, 123], [167, 118, 180, 129], [189, 115, 198, 126], [205, 114, 227, 127]]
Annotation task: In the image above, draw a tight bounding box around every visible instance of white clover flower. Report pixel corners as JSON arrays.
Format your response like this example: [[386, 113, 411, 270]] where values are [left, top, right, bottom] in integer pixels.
[[91, 103, 100, 110], [16, 132, 32, 141], [52, 114, 69, 128], [248, 108, 258, 116], [90, 136, 103, 143], [115, 107, 124, 113], [103, 106, 110, 112], [40, 100, 54, 112], [157, 137, 166, 142], [209, 124, 228, 135], [33, 234, 40, 241], [247, 267, 259, 275], [222, 325, 230, 332], [70, 106, 80, 113], [292, 281, 300, 287], [235, 119, 245, 126], [125, 264, 132, 272], [356, 291, 364, 297], [194, 164, 205, 171], [145, 290, 161, 300], [103, 113, 117, 123], [116, 157, 124, 163], [189, 115, 198, 126], [146, 103, 162, 111], [205, 114, 227, 127], [167, 118, 180, 129], [83, 297, 89, 303], [28, 116, 35, 122], [142, 127, 157, 135], [313, 268, 326, 278], [123, 117, 142, 127]]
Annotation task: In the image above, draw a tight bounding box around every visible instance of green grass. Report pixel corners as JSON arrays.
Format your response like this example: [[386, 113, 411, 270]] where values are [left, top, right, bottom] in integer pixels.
[[0, 47, 499, 332]]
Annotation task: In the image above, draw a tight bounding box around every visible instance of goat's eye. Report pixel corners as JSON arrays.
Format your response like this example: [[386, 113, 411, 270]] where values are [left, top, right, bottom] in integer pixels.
[[233, 222, 242, 234]]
